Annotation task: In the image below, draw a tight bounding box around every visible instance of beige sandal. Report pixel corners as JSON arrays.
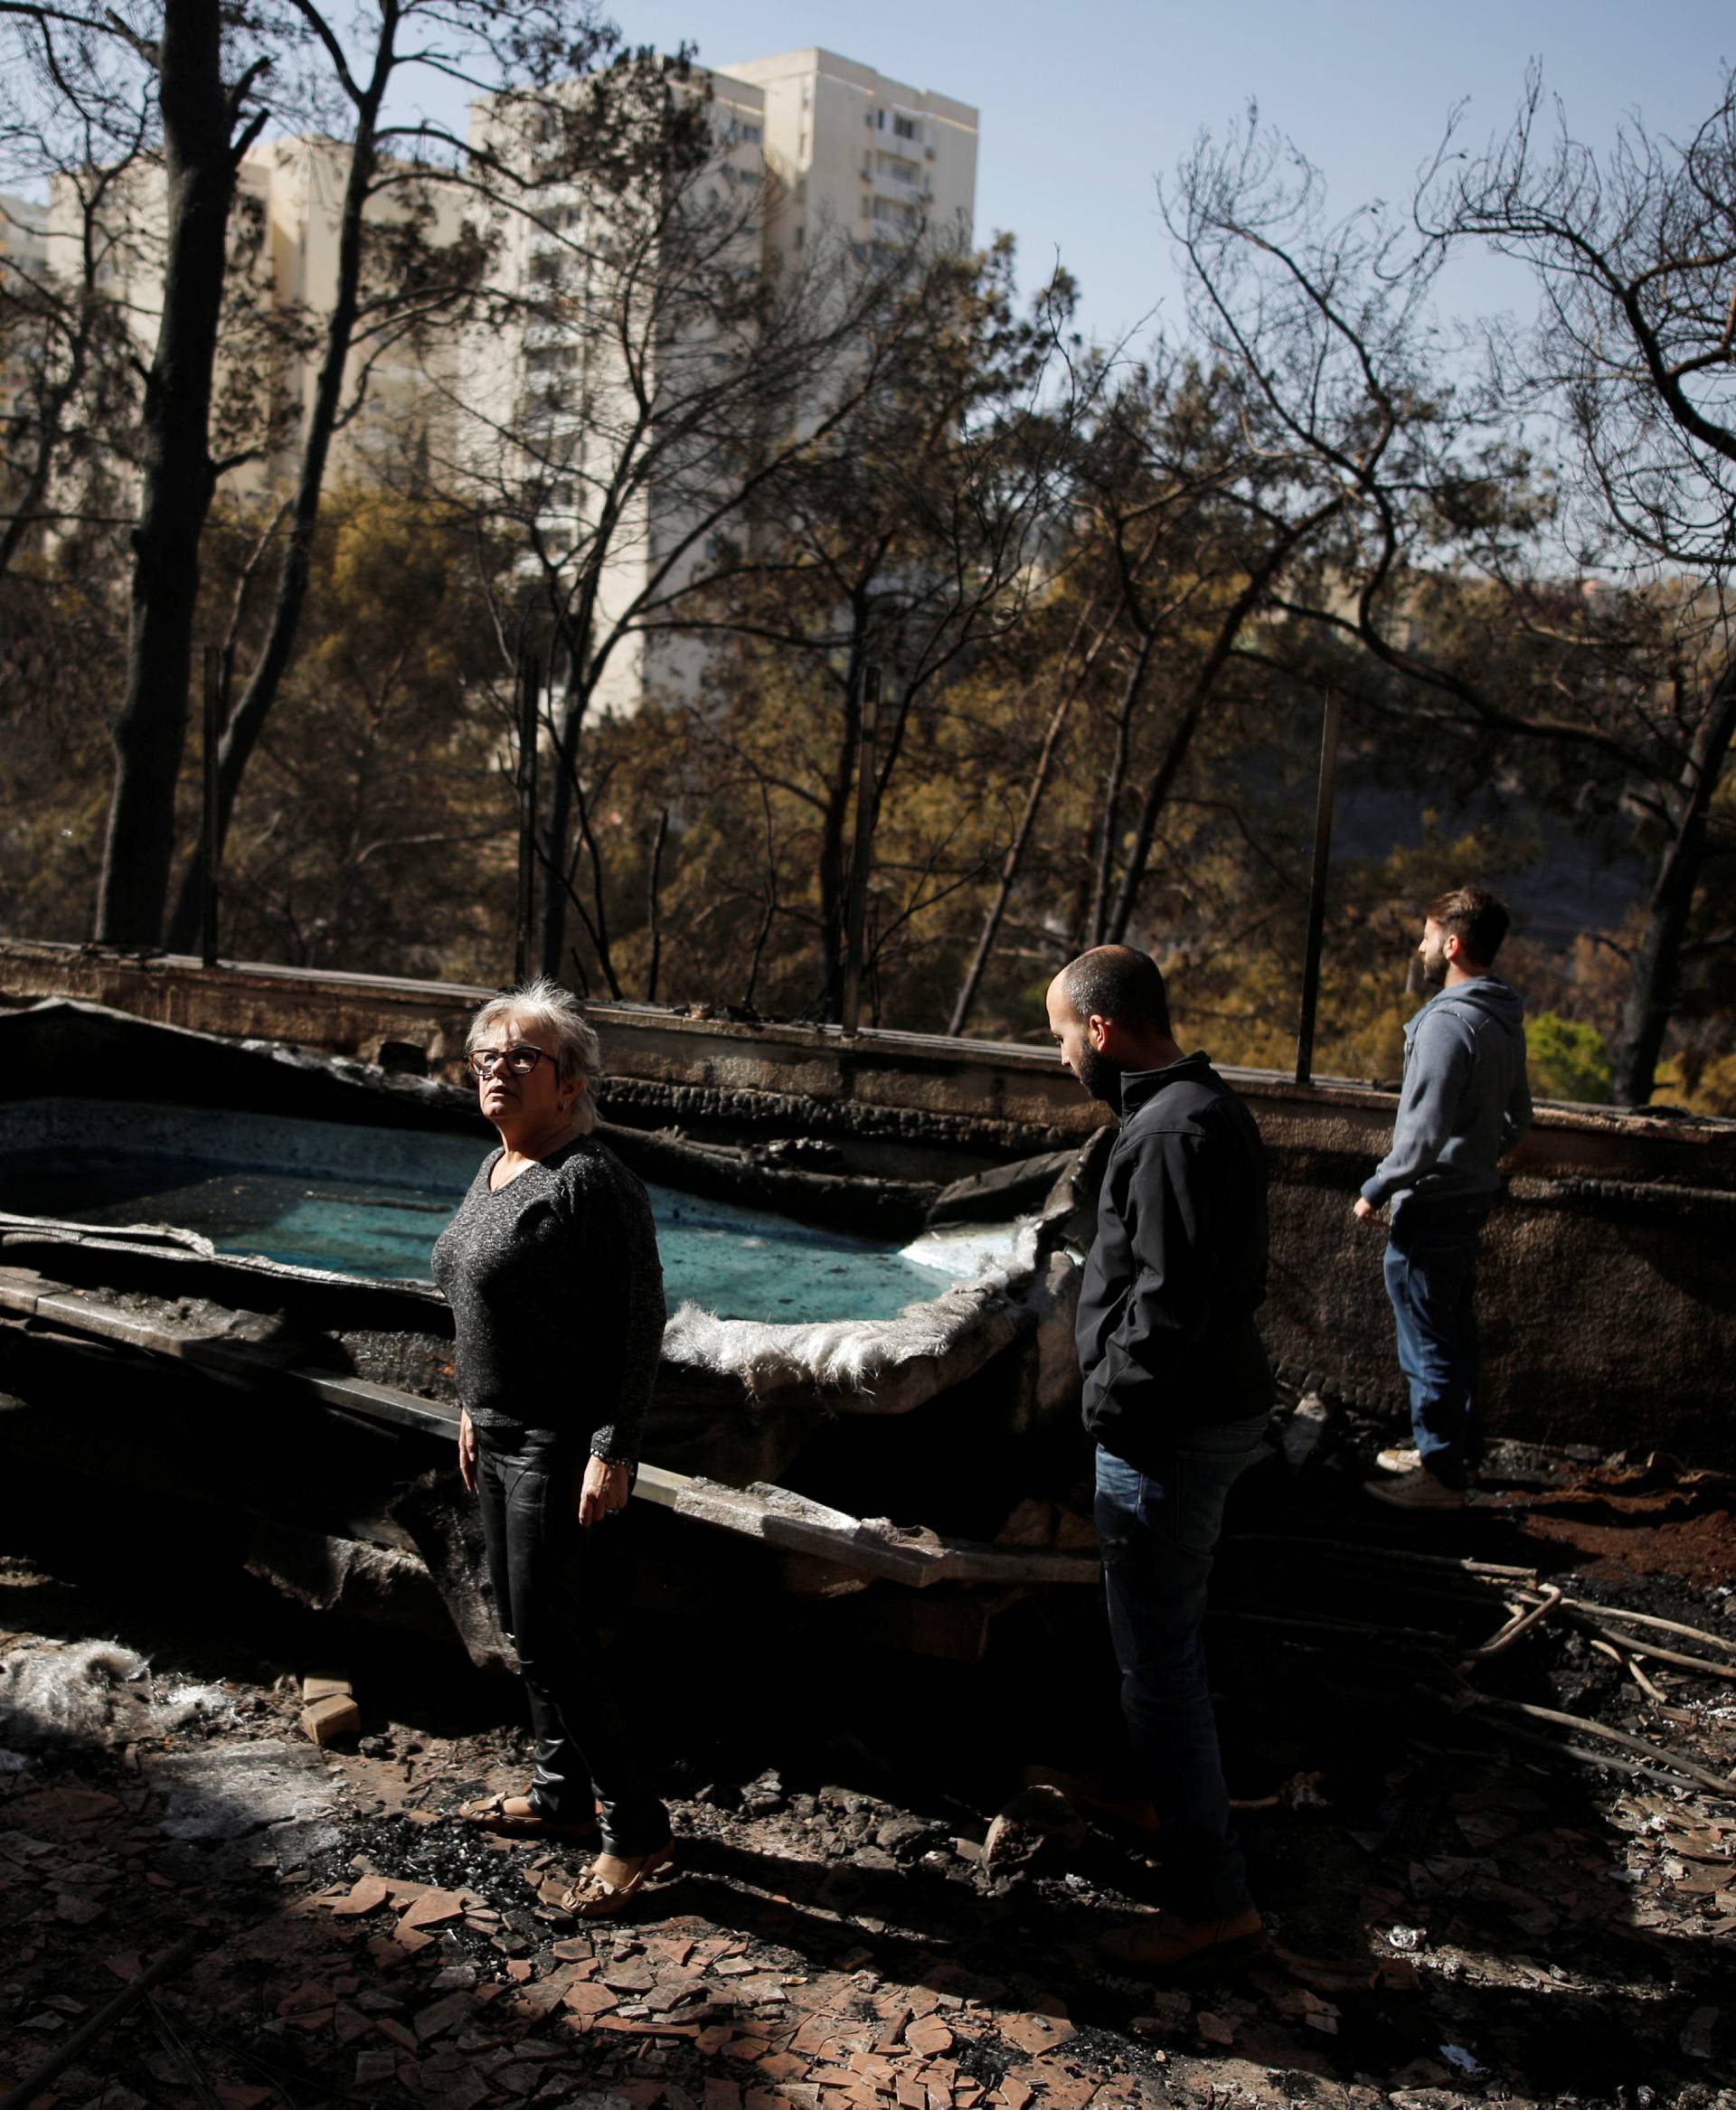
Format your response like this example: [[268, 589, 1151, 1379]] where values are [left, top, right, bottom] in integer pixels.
[[461, 1792, 599, 1843], [561, 1842, 675, 1919]]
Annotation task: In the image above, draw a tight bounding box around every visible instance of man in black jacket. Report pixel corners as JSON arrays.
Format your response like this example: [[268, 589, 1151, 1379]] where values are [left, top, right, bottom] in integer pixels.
[[1045, 945, 1271, 1977]]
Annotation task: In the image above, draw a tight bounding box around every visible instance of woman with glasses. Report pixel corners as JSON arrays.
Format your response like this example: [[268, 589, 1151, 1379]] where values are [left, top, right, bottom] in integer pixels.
[[431, 976, 673, 1917]]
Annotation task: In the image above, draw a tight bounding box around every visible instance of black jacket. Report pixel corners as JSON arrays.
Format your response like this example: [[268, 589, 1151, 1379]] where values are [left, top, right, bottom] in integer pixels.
[[1075, 1052, 1272, 1467]]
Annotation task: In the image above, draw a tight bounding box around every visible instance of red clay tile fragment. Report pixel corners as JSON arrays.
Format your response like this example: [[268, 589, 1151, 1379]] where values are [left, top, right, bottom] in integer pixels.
[[401, 1889, 467, 1930], [904, 2019, 953, 2058], [995, 2015, 1072, 2058], [277, 1983, 334, 2016], [562, 1982, 619, 2018], [1033, 2080, 1094, 2110], [331, 1877, 392, 1917], [416, 1992, 476, 2041], [754, 2052, 807, 2083]]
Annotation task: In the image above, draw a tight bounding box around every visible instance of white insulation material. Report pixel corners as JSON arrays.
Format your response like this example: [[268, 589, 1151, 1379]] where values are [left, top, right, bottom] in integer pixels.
[[661, 1221, 1080, 1418], [0, 1640, 228, 1751]]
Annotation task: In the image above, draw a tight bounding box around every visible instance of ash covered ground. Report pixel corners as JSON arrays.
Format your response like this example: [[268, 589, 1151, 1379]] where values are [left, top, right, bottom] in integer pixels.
[[2, 1418, 1733, 2110]]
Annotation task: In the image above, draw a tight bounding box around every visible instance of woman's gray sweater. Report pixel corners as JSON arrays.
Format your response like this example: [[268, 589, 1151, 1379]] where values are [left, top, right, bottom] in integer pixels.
[[430, 1136, 665, 1461]]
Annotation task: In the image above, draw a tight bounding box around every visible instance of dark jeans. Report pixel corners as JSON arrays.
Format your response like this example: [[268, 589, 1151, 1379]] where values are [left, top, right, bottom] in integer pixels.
[[475, 1436, 669, 1855], [1383, 1197, 1491, 1492], [1093, 1413, 1269, 1922]]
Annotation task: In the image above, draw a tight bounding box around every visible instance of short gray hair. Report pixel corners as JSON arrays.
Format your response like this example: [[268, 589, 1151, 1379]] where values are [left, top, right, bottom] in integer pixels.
[[466, 976, 603, 1135]]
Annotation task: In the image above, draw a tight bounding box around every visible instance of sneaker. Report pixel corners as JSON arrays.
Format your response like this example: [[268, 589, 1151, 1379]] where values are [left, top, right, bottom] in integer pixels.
[[1374, 1446, 1420, 1474], [1096, 1905, 1265, 1981], [1019, 1765, 1162, 1840], [1363, 1468, 1467, 1511]]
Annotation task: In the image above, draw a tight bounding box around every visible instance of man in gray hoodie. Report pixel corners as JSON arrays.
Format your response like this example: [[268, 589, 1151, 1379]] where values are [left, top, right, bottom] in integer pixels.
[[1354, 887, 1533, 1510]]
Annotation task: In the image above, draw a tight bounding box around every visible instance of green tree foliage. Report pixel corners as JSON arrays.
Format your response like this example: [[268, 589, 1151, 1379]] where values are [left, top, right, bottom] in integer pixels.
[[1525, 1014, 1614, 1105], [199, 488, 515, 979], [0, 25, 1731, 1102]]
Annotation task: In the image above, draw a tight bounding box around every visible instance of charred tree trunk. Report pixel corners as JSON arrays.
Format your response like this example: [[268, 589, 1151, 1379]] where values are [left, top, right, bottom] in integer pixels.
[[1086, 632, 1156, 947], [818, 632, 867, 1022], [95, 0, 262, 946], [949, 594, 1122, 1032], [645, 806, 668, 1001], [1105, 532, 1324, 946], [1611, 660, 1736, 1106], [540, 668, 585, 980], [948, 669, 1086, 1037], [165, 41, 394, 954]]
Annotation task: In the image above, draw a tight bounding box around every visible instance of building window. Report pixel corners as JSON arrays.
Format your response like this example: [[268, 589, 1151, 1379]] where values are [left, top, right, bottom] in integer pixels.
[[893, 114, 918, 140]]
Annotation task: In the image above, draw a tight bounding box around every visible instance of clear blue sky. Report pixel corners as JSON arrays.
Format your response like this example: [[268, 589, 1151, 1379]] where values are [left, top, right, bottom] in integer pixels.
[[577, 0, 1731, 344]]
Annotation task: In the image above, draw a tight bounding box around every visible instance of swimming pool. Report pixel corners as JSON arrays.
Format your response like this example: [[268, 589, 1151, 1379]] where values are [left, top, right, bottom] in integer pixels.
[[0, 1099, 1016, 1323]]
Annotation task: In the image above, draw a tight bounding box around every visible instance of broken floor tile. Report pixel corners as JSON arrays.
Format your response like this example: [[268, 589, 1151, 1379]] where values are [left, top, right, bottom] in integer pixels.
[[564, 1982, 621, 2020], [994, 2014, 1073, 2058], [329, 1874, 392, 1917]]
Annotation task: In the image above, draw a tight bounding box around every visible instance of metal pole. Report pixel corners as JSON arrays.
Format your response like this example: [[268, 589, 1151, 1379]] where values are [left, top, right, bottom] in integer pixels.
[[1294, 687, 1342, 1087], [514, 645, 541, 987], [839, 664, 881, 1037], [200, 645, 220, 968]]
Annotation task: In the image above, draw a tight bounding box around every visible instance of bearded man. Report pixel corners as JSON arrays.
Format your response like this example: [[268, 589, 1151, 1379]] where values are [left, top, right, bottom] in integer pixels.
[[1354, 887, 1533, 1512]]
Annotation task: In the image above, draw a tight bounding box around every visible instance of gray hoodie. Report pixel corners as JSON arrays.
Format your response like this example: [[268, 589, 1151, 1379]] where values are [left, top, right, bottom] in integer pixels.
[[1362, 976, 1533, 1213]]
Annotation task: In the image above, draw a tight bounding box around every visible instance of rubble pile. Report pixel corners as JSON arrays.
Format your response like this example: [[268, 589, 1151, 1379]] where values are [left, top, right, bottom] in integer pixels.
[[3, 1430, 1734, 2110]]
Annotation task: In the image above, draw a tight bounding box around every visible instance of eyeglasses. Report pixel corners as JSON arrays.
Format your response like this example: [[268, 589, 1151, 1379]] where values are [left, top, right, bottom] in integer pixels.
[[467, 1043, 551, 1079]]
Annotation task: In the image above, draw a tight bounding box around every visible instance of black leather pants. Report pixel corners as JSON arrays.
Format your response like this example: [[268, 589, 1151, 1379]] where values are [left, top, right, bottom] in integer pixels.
[[474, 1436, 670, 1855]]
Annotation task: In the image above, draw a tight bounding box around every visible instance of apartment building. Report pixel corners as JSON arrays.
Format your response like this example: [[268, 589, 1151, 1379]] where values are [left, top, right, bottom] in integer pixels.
[[0, 191, 48, 280], [462, 66, 772, 722], [720, 48, 977, 268], [471, 49, 979, 719], [24, 50, 977, 718], [42, 137, 471, 511], [1, 192, 52, 469]]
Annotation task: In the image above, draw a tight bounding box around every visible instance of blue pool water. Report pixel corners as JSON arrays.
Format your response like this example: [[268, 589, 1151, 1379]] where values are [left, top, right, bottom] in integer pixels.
[[0, 1099, 1010, 1323]]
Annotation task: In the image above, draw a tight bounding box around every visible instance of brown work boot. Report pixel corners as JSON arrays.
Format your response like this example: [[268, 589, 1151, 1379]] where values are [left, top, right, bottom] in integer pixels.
[[1363, 1467, 1467, 1511], [1019, 1766, 1162, 1840], [1096, 1906, 1265, 1980]]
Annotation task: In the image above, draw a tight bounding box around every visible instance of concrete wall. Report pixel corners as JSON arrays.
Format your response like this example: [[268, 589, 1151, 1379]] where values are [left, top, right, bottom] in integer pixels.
[[4, 939, 1732, 1463]]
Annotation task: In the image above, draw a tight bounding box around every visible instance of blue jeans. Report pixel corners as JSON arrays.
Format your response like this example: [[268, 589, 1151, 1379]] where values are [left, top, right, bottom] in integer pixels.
[[1383, 1199, 1489, 1492], [1093, 1413, 1269, 1921]]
